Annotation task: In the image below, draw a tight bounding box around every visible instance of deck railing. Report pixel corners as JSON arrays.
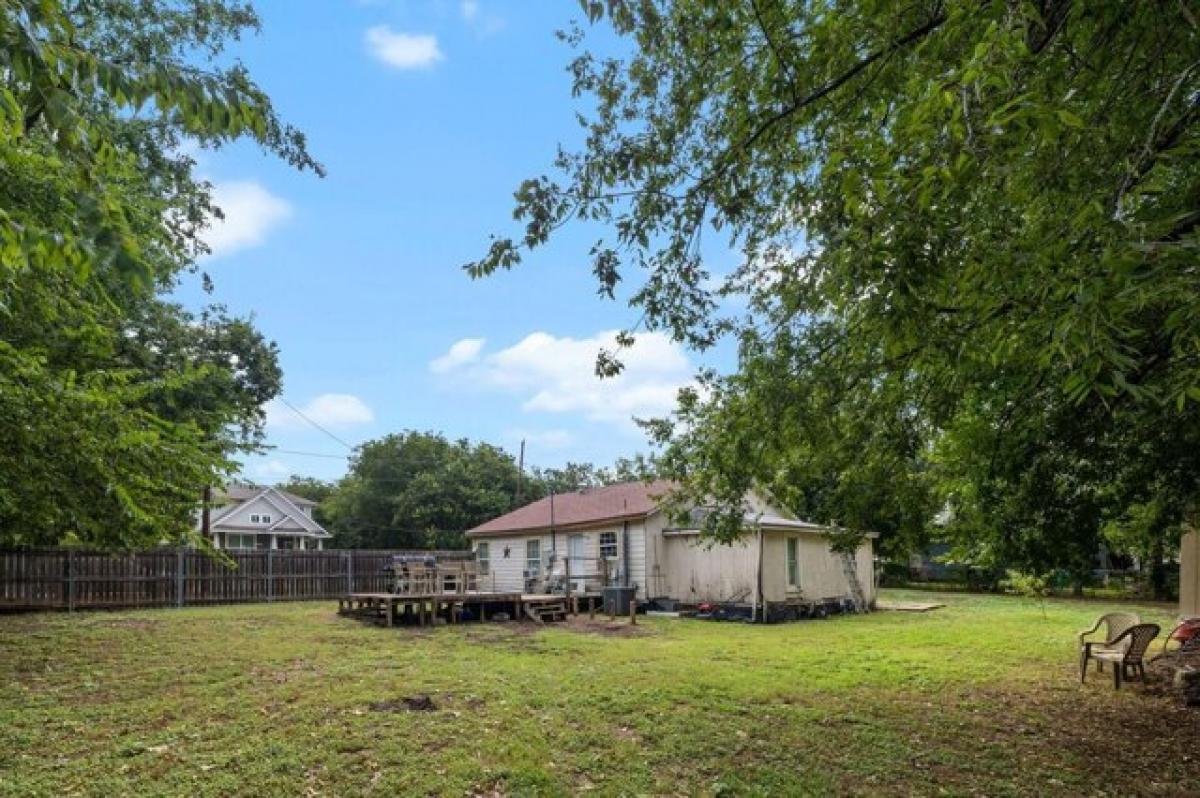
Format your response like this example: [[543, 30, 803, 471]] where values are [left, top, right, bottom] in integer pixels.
[[0, 547, 473, 611]]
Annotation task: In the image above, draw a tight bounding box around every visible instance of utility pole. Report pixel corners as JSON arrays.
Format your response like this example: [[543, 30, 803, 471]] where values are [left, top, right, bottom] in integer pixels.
[[516, 438, 526, 504], [201, 485, 212, 542]]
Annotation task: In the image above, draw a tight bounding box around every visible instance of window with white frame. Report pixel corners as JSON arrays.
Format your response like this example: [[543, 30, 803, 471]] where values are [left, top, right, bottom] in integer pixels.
[[248, 513, 272, 525], [226, 533, 257, 550], [599, 531, 618, 561], [476, 542, 490, 574], [786, 537, 801, 590], [525, 539, 541, 575]]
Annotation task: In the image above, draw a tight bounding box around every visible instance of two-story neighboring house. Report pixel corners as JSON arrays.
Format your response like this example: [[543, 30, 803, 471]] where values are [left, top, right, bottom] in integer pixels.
[[204, 485, 331, 550]]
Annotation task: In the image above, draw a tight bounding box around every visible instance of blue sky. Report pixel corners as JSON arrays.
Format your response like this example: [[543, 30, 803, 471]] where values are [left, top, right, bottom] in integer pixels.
[[174, 1, 736, 484]]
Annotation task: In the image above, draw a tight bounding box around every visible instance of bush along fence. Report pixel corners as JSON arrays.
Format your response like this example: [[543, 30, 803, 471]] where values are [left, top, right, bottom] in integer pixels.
[[0, 548, 474, 611]]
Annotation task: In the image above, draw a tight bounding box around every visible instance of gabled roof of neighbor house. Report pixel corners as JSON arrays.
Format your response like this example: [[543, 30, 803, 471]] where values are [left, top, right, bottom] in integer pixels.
[[466, 480, 677, 537], [217, 484, 317, 507], [209, 485, 329, 537]]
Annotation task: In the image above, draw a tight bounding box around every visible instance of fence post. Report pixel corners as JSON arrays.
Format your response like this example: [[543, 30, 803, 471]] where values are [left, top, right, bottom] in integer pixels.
[[66, 549, 75, 612], [346, 551, 353, 595], [175, 546, 184, 608], [267, 548, 274, 602]]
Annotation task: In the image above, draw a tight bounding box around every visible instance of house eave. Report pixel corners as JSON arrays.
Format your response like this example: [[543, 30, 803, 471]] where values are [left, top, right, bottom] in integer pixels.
[[466, 511, 651, 539]]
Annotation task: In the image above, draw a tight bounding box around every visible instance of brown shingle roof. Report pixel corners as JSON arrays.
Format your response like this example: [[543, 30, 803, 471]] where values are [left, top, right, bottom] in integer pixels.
[[466, 480, 676, 537], [217, 484, 318, 507]]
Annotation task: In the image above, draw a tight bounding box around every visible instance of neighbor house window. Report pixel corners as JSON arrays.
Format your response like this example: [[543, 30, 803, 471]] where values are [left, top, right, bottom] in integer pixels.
[[526, 539, 541, 575], [226, 533, 256, 550], [599, 531, 618, 560], [248, 513, 272, 524], [786, 537, 800, 590], [476, 542, 490, 574]]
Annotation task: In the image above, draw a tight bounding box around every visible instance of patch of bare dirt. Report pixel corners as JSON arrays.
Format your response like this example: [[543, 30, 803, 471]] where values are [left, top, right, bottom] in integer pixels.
[[613, 725, 641, 743], [562, 615, 651, 637], [369, 694, 437, 712]]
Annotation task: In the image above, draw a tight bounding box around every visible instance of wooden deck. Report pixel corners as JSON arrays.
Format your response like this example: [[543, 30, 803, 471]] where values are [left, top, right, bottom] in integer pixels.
[[338, 591, 601, 626]]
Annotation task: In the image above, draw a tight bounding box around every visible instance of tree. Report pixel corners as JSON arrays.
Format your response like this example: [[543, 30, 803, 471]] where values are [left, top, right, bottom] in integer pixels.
[[323, 432, 526, 550], [470, 1, 1200, 564], [272, 476, 336, 528], [0, 1, 319, 549]]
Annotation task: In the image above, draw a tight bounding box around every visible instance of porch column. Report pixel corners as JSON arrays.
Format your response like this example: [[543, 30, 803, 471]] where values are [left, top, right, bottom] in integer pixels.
[[270, 534, 278, 550], [318, 539, 324, 551]]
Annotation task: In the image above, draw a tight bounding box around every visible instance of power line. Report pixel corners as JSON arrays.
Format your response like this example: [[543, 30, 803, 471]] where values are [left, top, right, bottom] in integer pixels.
[[277, 397, 355, 450], [271, 448, 350, 460]]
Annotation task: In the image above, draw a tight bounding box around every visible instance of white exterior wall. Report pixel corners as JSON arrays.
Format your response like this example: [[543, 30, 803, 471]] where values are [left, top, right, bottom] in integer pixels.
[[656, 532, 760, 604], [470, 533, 552, 593], [647, 526, 876, 606], [760, 531, 876, 604], [469, 524, 644, 595]]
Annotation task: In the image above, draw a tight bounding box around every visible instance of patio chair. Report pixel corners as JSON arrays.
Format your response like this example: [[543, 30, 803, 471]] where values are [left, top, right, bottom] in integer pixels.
[[460, 561, 480, 593], [1082, 623, 1161, 689], [1150, 618, 1200, 663], [1078, 612, 1140, 681], [403, 563, 436, 595]]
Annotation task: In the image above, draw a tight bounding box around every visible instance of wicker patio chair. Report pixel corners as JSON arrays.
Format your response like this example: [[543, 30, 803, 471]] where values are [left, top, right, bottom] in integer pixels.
[[1078, 612, 1140, 681], [1082, 623, 1161, 689]]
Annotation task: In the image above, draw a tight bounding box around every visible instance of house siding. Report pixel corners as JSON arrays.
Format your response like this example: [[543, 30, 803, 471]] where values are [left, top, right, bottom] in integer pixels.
[[467, 493, 877, 610], [760, 531, 875, 604], [650, 527, 875, 607], [469, 525, 641, 595]]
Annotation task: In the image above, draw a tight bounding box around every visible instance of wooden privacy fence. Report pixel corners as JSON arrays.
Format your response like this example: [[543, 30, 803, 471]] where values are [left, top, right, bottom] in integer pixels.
[[0, 548, 474, 611]]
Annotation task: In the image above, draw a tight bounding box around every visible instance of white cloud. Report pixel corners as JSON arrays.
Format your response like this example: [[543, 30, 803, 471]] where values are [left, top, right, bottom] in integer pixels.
[[459, 0, 504, 36], [267, 393, 375, 429], [432, 330, 695, 428], [365, 26, 443, 69], [203, 180, 292, 259], [430, 337, 485, 373], [254, 459, 293, 479]]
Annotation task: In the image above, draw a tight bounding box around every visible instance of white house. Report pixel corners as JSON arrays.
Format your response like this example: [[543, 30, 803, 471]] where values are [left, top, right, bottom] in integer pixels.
[[464, 481, 876, 618], [204, 485, 331, 550]]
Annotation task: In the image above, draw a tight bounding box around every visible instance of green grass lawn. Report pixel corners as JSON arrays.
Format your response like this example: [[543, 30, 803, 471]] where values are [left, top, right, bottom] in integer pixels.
[[1, 590, 1195, 797]]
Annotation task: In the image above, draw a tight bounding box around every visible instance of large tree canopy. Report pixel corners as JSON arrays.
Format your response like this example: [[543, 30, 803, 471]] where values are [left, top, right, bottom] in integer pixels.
[[323, 432, 529, 550], [471, 1, 1200, 567], [1, 0, 319, 548]]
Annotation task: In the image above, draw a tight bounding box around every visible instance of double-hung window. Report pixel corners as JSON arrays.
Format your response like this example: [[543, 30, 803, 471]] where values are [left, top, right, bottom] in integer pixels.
[[525, 539, 541, 575], [598, 531, 618, 561], [476, 542, 490, 574], [786, 538, 801, 591]]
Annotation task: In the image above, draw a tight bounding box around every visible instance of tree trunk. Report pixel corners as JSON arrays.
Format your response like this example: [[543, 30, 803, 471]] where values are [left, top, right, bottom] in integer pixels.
[[1150, 536, 1169, 601]]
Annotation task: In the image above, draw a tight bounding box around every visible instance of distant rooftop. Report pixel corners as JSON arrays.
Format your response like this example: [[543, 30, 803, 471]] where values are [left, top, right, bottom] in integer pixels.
[[217, 484, 318, 507], [466, 480, 676, 537]]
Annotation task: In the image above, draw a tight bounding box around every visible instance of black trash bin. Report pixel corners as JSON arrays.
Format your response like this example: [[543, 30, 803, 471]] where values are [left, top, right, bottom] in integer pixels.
[[603, 586, 637, 616]]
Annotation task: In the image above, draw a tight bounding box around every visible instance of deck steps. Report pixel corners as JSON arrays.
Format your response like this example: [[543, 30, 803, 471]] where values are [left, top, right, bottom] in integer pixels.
[[525, 598, 568, 624]]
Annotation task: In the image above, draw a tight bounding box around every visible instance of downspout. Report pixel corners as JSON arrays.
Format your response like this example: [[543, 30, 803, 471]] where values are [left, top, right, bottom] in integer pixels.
[[202, 485, 212, 546], [549, 490, 556, 553], [622, 519, 631, 587]]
